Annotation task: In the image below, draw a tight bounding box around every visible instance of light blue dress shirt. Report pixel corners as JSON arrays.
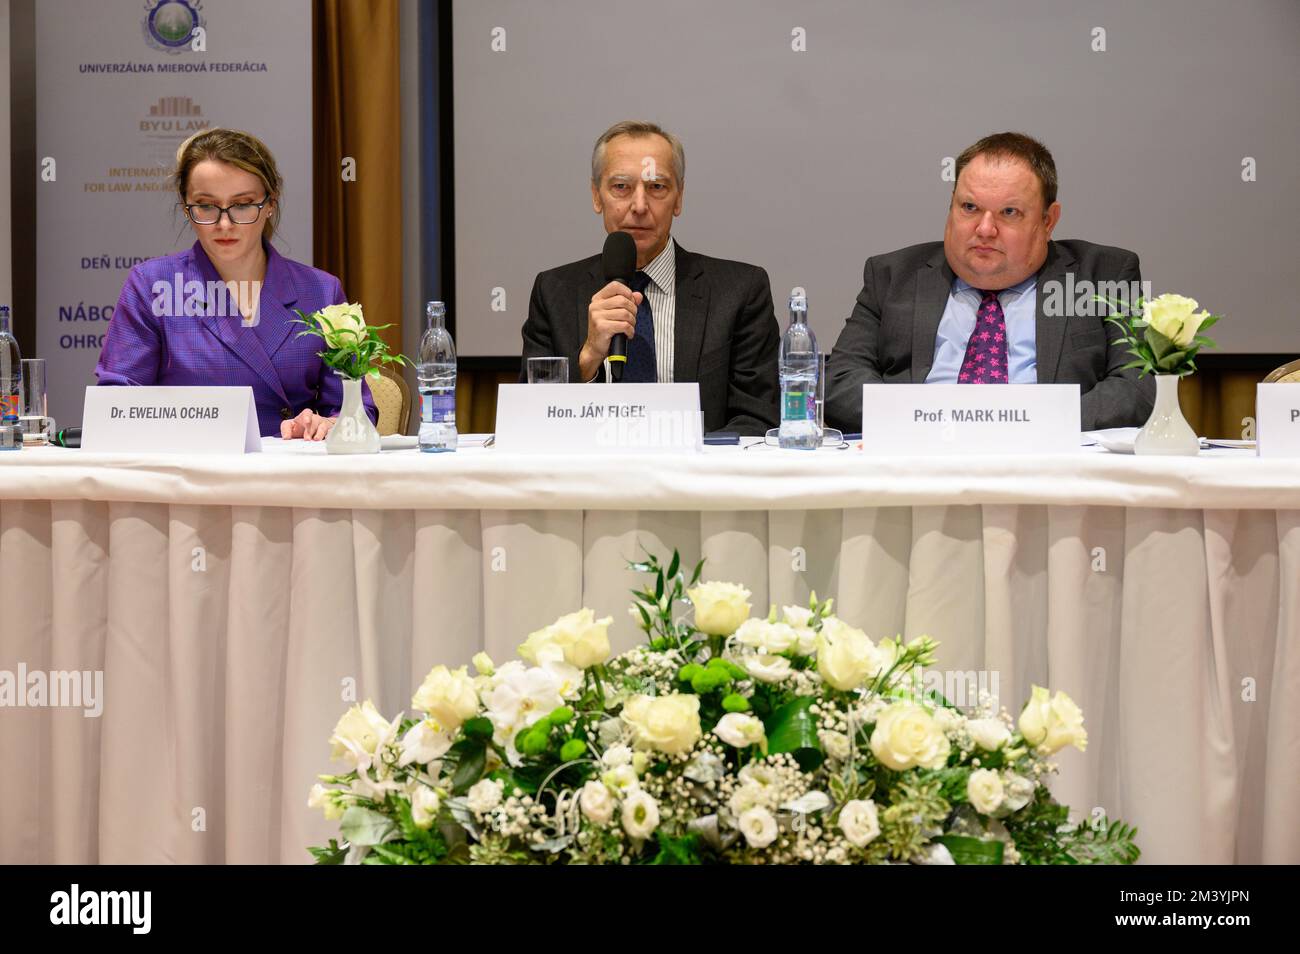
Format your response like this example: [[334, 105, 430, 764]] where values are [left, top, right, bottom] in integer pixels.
[[925, 275, 1038, 384]]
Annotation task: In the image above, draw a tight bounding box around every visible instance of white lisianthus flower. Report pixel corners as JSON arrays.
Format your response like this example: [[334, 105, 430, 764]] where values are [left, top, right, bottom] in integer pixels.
[[728, 783, 766, 816], [738, 763, 779, 790], [466, 778, 505, 814], [687, 581, 752, 636], [967, 717, 1011, 751], [621, 693, 702, 755], [471, 652, 495, 676], [816, 617, 879, 691], [307, 783, 345, 821], [734, 618, 798, 654], [601, 764, 640, 794], [738, 807, 779, 848], [579, 779, 616, 826], [818, 729, 852, 762], [621, 790, 660, 839], [329, 700, 397, 772], [411, 664, 479, 731], [520, 608, 613, 670], [713, 712, 766, 748], [967, 768, 1006, 814], [781, 605, 815, 628], [410, 785, 441, 830], [1017, 685, 1088, 755], [601, 744, 634, 768], [744, 653, 793, 683], [869, 703, 951, 771], [315, 302, 367, 349], [1143, 293, 1210, 349], [397, 718, 455, 767], [838, 799, 881, 848], [1002, 773, 1036, 813]]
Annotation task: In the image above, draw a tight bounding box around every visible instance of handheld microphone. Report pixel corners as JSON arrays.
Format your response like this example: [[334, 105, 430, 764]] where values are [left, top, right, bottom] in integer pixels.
[[601, 231, 637, 382], [53, 426, 81, 448]]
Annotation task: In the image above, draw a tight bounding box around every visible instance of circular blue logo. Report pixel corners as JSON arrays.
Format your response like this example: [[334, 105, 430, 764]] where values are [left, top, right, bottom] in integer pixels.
[[147, 0, 199, 48]]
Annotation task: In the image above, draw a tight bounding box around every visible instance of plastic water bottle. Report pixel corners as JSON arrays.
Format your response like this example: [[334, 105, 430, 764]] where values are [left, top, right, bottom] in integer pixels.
[[778, 292, 820, 450], [418, 300, 457, 453], [0, 306, 22, 451]]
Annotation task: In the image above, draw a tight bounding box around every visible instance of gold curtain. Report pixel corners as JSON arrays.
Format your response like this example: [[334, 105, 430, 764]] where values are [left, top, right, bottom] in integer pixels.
[[313, 0, 403, 353]]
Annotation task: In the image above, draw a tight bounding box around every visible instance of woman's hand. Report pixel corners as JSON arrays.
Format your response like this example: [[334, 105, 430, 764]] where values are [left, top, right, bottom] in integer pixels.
[[281, 409, 337, 441]]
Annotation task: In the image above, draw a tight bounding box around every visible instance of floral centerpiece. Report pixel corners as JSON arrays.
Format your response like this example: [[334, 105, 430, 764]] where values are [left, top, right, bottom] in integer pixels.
[[292, 303, 408, 454], [308, 552, 1139, 865], [1100, 292, 1224, 456]]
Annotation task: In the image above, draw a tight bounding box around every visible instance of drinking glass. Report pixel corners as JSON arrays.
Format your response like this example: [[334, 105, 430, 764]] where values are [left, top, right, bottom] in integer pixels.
[[527, 356, 569, 384]]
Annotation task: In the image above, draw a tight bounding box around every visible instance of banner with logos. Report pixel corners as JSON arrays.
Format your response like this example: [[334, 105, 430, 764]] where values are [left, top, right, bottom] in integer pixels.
[[36, 0, 312, 427]]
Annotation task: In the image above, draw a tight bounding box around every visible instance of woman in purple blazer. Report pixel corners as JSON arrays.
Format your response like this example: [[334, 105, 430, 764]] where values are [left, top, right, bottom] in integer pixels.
[[96, 127, 377, 440]]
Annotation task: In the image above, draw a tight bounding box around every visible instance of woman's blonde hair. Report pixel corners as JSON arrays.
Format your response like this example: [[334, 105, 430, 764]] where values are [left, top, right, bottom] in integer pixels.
[[174, 127, 283, 238]]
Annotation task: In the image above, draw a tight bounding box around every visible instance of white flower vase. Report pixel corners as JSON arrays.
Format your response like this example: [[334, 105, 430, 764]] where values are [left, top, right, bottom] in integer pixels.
[[326, 373, 381, 455], [1134, 373, 1199, 456]]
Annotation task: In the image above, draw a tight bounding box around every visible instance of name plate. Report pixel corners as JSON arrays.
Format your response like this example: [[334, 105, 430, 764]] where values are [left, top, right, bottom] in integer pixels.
[[494, 383, 702, 454], [1256, 384, 1300, 457], [81, 386, 261, 454], [860, 384, 1081, 455]]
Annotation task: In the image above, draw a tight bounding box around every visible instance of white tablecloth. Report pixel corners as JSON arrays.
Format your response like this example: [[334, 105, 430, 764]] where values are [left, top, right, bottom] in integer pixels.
[[1, 438, 1297, 864]]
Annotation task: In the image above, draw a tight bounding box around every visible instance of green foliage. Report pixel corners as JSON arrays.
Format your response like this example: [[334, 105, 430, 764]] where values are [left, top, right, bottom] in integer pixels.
[[308, 838, 347, 865], [648, 830, 703, 865], [1097, 295, 1222, 378]]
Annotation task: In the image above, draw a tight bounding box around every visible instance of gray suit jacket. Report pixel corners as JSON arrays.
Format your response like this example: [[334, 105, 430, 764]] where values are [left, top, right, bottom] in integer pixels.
[[825, 239, 1155, 432], [520, 242, 780, 435]]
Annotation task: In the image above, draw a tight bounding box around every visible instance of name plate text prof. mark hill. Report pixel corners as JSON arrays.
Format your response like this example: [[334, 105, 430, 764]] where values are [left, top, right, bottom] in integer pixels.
[[859, 383, 1082, 455]]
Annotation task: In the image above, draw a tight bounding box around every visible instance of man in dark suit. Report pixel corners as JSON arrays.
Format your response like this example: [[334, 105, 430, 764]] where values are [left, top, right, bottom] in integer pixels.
[[520, 120, 779, 435], [825, 132, 1154, 433]]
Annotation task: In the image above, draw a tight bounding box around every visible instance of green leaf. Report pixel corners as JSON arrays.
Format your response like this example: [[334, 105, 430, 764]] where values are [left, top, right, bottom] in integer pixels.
[[691, 558, 705, 586], [1143, 325, 1176, 360], [461, 717, 493, 740], [368, 843, 419, 865], [1155, 350, 1188, 372], [1193, 335, 1217, 349], [763, 696, 823, 771], [654, 571, 664, 602], [339, 805, 395, 847], [667, 550, 680, 581], [308, 838, 348, 865], [1197, 314, 1221, 332], [937, 835, 1005, 865], [451, 744, 487, 795]]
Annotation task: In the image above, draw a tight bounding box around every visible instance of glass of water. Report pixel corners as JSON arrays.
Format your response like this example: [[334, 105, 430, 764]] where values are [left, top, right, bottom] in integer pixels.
[[527, 356, 569, 384], [20, 358, 55, 445]]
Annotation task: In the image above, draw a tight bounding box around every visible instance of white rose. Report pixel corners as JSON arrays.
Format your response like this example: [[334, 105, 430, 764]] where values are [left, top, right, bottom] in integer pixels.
[[579, 779, 616, 826], [621, 693, 702, 755], [687, 581, 752, 636], [1143, 293, 1209, 349], [466, 778, 504, 814], [621, 790, 660, 839], [411, 665, 479, 731], [521, 608, 613, 670], [967, 717, 1011, 751], [966, 768, 1005, 814], [869, 703, 952, 771], [818, 729, 851, 762], [744, 653, 793, 683], [329, 700, 396, 771], [410, 785, 441, 830], [838, 799, 880, 848], [1017, 685, 1088, 755], [316, 302, 367, 349], [738, 807, 779, 849], [816, 617, 879, 691], [734, 618, 798, 654], [713, 712, 766, 748], [1003, 773, 1036, 813]]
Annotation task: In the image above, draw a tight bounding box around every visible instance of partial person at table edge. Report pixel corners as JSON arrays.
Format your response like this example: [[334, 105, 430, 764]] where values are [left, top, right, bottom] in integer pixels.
[[94, 127, 378, 440], [824, 131, 1155, 434], [519, 120, 780, 436]]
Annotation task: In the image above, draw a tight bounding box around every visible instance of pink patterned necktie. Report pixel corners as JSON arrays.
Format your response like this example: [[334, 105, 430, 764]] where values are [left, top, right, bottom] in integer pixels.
[[958, 290, 1008, 383]]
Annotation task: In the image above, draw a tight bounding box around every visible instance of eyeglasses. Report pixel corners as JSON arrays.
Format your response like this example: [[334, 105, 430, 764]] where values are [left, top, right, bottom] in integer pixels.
[[182, 196, 272, 225]]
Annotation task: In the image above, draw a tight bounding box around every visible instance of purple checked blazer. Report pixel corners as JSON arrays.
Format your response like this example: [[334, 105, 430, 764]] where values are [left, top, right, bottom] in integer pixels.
[[95, 240, 378, 437]]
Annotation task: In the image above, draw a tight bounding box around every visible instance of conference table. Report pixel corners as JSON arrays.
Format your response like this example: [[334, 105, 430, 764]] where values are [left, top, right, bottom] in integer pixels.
[[1, 437, 1297, 865]]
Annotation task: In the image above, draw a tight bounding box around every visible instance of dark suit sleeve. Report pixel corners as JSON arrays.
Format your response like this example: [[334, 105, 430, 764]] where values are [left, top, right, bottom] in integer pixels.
[[1080, 252, 1156, 430], [722, 267, 780, 435], [521, 272, 603, 383], [824, 257, 885, 433]]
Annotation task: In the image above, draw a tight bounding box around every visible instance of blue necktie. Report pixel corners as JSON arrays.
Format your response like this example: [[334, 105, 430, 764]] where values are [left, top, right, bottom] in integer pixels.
[[623, 271, 657, 383]]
